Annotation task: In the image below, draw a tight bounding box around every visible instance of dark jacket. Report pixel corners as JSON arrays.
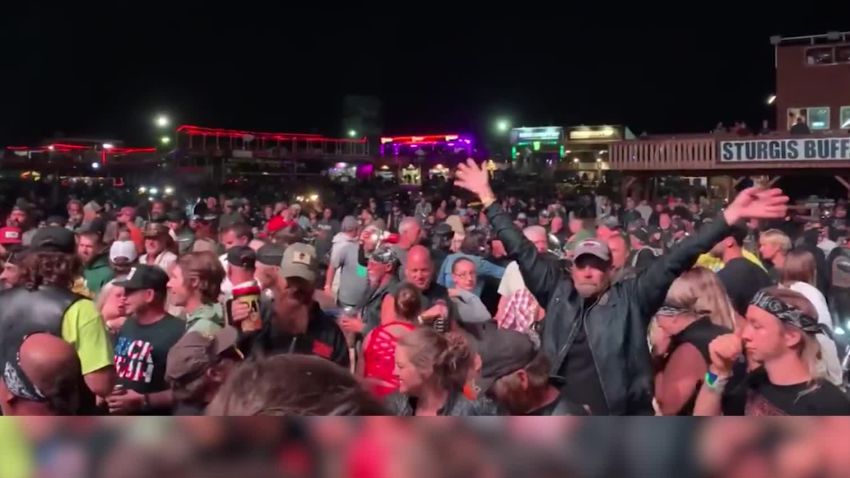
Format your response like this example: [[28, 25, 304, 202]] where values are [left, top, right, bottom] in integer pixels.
[[240, 301, 351, 369], [385, 390, 500, 416], [486, 203, 734, 415]]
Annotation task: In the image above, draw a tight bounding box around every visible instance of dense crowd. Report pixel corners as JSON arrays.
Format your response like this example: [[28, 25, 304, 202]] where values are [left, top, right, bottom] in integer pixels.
[[1, 159, 849, 416]]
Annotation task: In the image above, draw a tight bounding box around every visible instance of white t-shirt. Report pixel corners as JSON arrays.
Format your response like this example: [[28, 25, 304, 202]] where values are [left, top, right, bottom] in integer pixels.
[[787, 281, 843, 386], [497, 261, 526, 297], [139, 250, 177, 272]]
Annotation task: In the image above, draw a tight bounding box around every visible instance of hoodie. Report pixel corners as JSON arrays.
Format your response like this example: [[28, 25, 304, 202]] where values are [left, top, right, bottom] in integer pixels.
[[83, 252, 114, 295], [330, 232, 357, 265]]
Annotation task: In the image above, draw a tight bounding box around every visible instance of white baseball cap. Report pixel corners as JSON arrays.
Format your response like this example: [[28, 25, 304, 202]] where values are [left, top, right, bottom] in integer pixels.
[[109, 240, 138, 263]]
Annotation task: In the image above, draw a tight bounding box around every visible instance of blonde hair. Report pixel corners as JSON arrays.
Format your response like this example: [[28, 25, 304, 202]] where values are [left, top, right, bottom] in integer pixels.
[[666, 267, 737, 330], [397, 328, 473, 392], [761, 229, 792, 254], [759, 287, 825, 393]]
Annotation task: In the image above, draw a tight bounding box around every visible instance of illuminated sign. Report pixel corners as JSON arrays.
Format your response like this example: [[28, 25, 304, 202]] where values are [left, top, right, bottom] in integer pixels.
[[719, 138, 850, 162], [510, 127, 563, 144], [569, 127, 617, 140]]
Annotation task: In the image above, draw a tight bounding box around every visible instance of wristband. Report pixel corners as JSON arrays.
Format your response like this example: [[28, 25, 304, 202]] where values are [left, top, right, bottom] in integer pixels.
[[704, 371, 729, 394]]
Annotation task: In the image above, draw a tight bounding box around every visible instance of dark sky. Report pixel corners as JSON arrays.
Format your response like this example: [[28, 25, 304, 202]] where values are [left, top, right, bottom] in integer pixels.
[[1, 5, 848, 147]]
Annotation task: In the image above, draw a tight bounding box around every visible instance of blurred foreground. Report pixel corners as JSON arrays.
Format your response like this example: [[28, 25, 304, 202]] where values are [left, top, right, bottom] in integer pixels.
[[0, 417, 848, 478]]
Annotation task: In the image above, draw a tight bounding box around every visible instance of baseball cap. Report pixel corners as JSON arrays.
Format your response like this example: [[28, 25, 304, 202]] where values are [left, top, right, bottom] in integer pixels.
[[45, 215, 67, 228], [166, 210, 186, 223], [226, 245, 256, 269], [0, 227, 22, 245], [256, 243, 285, 266], [573, 239, 611, 262], [84, 201, 103, 213], [280, 243, 318, 282], [109, 240, 138, 263], [266, 216, 289, 235], [630, 226, 650, 245], [474, 325, 539, 393], [165, 326, 242, 385], [597, 215, 620, 230], [341, 215, 359, 233], [516, 212, 527, 221], [143, 222, 170, 239], [433, 223, 454, 237], [79, 217, 107, 237], [4, 246, 28, 265], [31, 227, 76, 254], [113, 265, 169, 293]]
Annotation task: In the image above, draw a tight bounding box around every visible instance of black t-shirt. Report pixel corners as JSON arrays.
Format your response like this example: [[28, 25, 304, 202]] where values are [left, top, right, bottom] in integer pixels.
[[526, 378, 590, 416], [114, 314, 186, 413], [722, 368, 850, 416], [716, 257, 773, 316], [246, 301, 350, 368], [559, 315, 609, 415]]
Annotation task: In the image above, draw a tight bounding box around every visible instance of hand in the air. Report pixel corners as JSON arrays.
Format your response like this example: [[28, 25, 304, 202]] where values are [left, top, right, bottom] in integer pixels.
[[724, 187, 789, 225], [455, 159, 495, 201]]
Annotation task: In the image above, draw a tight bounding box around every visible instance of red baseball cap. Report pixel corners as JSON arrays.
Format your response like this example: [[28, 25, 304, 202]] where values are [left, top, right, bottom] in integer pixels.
[[267, 216, 293, 235], [0, 227, 22, 245]]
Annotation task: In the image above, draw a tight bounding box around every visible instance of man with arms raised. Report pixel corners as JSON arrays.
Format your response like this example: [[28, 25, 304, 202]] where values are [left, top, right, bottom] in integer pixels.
[[455, 158, 788, 415]]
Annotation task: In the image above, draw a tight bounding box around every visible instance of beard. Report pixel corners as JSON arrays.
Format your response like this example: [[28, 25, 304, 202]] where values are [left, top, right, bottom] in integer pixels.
[[574, 282, 604, 298]]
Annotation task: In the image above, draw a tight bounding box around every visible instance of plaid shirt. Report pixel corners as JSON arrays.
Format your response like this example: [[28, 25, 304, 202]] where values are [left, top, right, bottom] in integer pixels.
[[498, 288, 540, 334]]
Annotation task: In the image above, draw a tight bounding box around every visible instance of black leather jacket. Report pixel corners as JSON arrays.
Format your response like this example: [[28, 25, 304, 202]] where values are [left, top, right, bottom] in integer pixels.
[[486, 203, 733, 415], [385, 390, 500, 416]]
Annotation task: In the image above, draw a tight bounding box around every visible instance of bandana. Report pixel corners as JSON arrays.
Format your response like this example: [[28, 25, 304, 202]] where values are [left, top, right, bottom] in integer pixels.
[[750, 290, 831, 338], [369, 245, 398, 265], [3, 358, 46, 403]]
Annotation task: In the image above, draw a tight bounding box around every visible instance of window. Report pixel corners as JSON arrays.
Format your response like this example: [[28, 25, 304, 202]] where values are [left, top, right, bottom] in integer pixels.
[[806, 47, 834, 65], [808, 107, 830, 130], [837, 46, 850, 64], [841, 106, 850, 129], [788, 107, 832, 131]]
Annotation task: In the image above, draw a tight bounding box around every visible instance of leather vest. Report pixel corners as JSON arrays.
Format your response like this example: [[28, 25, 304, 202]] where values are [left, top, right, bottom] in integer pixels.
[[0, 286, 82, 366], [668, 318, 731, 416]]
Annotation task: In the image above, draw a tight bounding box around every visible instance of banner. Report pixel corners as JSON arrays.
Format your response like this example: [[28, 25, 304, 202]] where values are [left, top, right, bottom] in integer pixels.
[[720, 137, 850, 162]]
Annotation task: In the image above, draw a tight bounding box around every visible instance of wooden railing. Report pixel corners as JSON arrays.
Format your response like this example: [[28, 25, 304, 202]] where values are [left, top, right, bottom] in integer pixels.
[[609, 137, 716, 171]]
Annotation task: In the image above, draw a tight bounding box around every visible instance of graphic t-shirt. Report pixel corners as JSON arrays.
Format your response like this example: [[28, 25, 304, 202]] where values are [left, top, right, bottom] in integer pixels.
[[722, 368, 850, 416], [114, 314, 185, 412]]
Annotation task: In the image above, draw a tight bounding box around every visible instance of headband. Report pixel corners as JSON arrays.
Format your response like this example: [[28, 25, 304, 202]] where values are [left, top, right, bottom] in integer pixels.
[[750, 290, 831, 338]]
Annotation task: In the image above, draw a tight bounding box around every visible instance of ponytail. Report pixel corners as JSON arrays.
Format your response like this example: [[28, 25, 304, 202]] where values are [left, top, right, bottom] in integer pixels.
[[398, 328, 473, 392]]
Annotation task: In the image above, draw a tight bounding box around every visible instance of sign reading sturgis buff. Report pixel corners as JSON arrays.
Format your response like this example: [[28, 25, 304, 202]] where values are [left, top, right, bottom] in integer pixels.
[[720, 137, 850, 162]]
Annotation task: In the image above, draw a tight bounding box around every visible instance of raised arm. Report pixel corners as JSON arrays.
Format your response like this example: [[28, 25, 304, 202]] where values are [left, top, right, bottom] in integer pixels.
[[486, 204, 563, 306], [633, 187, 788, 325], [456, 159, 563, 307]]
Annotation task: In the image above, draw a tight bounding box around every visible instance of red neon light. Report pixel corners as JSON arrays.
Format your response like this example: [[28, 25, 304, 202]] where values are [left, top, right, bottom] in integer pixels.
[[48, 143, 91, 150], [177, 124, 323, 139], [6, 144, 157, 155], [380, 134, 464, 145], [176, 124, 365, 143], [108, 147, 157, 154]]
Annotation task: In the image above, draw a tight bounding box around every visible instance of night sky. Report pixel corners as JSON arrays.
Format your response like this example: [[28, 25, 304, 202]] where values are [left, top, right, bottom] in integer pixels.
[[1, 5, 848, 147]]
